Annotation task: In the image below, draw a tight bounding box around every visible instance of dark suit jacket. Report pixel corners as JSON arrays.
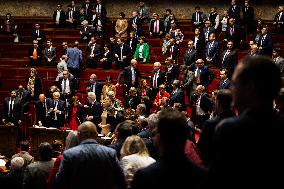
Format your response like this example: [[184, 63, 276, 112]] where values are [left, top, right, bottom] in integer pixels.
[[117, 66, 143, 88], [86, 81, 103, 102], [53, 10, 66, 26], [114, 43, 132, 65], [16, 89, 30, 104], [83, 101, 103, 126], [184, 48, 197, 66], [242, 6, 254, 23], [218, 79, 231, 90], [80, 26, 93, 40], [35, 98, 52, 125], [57, 76, 78, 96], [31, 29, 46, 46], [225, 24, 241, 48], [43, 47, 56, 63], [228, 4, 241, 21], [189, 64, 215, 87], [169, 88, 185, 110], [102, 51, 115, 69], [206, 108, 284, 189], [149, 19, 164, 34], [166, 45, 179, 62], [200, 93, 213, 113], [3, 97, 22, 123], [26, 77, 43, 100], [86, 43, 102, 63], [131, 154, 207, 189], [129, 16, 143, 35], [150, 70, 166, 89], [94, 3, 107, 17], [221, 49, 238, 78], [126, 38, 138, 53], [191, 11, 204, 25], [205, 40, 219, 63], [197, 109, 235, 166], [192, 35, 205, 59], [257, 34, 273, 56], [202, 27, 216, 42]]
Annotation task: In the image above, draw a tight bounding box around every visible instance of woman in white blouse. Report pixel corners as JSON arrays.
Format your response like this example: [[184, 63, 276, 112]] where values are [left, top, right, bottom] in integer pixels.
[[120, 135, 156, 188]]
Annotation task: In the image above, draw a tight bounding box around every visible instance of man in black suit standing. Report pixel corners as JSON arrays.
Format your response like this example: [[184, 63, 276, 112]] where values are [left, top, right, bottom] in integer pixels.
[[184, 40, 197, 66], [257, 26, 273, 57], [150, 62, 166, 99], [220, 41, 238, 79], [57, 70, 78, 101], [165, 38, 179, 64], [48, 91, 66, 129], [218, 69, 231, 90], [86, 74, 103, 102], [94, 0, 107, 18], [242, 0, 255, 34], [169, 80, 185, 110], [273, 6, 284, 34], [2, 89, 23, 126], [191, 6, 204, 32], [116, 59, 143, 95], [192, 27, 205, 59], [86, 36, 102, 68], [205, 56, 284, 189], [31, 23, 45, 49], [224, 18, 241, 49], [228, 0, 241, 23], [114, 38, 132, 69], [82, 0, 94, 22], [149, 13, 164, 38], [53, 4, 66, 28], [35, 94, 52, 127]]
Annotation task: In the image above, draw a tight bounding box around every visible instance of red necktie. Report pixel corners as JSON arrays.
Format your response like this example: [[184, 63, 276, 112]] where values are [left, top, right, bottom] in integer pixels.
[[154, 20, 158, 33]]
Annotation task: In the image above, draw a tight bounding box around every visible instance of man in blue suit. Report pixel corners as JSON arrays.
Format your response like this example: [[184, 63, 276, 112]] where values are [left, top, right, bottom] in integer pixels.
[[218, 69, 231, 90]]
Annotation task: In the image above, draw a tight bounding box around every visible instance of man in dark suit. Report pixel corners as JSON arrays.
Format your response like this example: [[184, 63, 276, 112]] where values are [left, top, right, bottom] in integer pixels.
[[165, 58, 179, 83], [132, 110, 207, 189], [48, 91, 66, 128], [83, 92, 103, 130], [193, 27, 205, 59], [257, 26, 273, 57], [220, 41, 238, 79], [184, 40, 197, 66], [272, 48, 284, 77], [57, 70, 77, 101], [126, 32, 138, 53], [228, 0, 241, 23], [165, 38, 179, 64], [16, 85, 30, 113], [114, 38, 132, 69], [169, 80, 185, 110], [35, 94, 52, 127], [202, 20, 216, 43], [94, 0, 107, 18], [80, 20, 93, 43], [82, 0, 94, 22], [53, 4, 66, 28], [29, 40, 41, 67], [43, 39, 56, 66], [191, 6, 204, 32], [205, 56, 284, 189], [273, 6, 284, 34], [149, 13, 164, 38], [150, 62, 166, 99], [86, 74, 103, 102], [86, 36, 102, 68], [218, 69, 231, 90], [242, 0, 255, 34], [129, 11, 143, 38], [197, 89, 235, 166], [2, 89, 23, 126], [117, 59, 143, 94], [224, 18, 241, 49], [205, 33, 219, 66], [31, 23, 45, 49], [66, 4, 78, 29]]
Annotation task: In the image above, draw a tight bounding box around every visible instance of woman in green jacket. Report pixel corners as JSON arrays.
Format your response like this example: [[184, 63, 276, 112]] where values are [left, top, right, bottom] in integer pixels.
[[134, 36, 150, 63]]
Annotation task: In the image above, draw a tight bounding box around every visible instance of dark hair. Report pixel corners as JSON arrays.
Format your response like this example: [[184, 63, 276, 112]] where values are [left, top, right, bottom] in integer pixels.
[[20, 140, 30, 151], [216, 89, 232, 110], [195, 6, 200, 10], [239, 56, 282, 101], [119, 12, 125, 19], [106, 75, 112, 82], [166, 9, 171, 13], [115, 120, 134, 140], [52, 140, 63, 151], [38, 142, 53, 161], [273, 47, 282, 55], [157, 110, 188, 148]]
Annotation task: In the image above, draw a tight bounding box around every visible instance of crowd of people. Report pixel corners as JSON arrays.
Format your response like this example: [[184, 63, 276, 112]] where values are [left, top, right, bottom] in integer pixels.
[[1, 0, 284, 188]]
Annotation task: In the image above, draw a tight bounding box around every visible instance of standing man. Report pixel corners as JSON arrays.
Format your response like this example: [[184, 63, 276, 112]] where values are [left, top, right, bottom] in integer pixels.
[[86, 37, 102, 68], [53, 4, 66, 28], [242, 0, 255, 34], [35, 94, 52, 127], [150, 62, 166, 99], [2, 89, 22, 126], [67, 41, 83, 78], [220, 41, 238, 79], [48, 91, 65, 129], [86, 74, 103, 102], [114, 38, 132, 69], [31, 23, 45, 49], [43, 39, 57, 66], [149, 13, 164, 38], [183, 40, 197, 66], [57, 70, 77, 101]]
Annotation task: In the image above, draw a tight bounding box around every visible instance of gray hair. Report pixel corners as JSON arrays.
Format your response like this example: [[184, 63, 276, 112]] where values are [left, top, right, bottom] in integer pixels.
[[146, 113, 159, 129], [10, 157, 25, 170]]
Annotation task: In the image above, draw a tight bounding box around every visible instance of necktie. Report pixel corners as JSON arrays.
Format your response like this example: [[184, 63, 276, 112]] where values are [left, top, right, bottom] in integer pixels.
[[153, 72, 158, 88], [9, 99, 13, 117], [120, 45, 123, 61], [54, 101, 58, 120], [37, 30, 39, 37], [230, 27, 234, 36], [154, 20, 158, 33], [63, 79, 66, 94]]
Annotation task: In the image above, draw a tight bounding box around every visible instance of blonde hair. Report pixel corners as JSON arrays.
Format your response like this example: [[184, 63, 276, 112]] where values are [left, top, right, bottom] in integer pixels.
[[120, 135, 149, 158]]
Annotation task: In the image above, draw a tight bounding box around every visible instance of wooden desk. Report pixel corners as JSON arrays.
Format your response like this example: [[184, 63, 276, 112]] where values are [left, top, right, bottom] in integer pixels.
[[0, 126, 19, 158], [28, 127, 70, 160]]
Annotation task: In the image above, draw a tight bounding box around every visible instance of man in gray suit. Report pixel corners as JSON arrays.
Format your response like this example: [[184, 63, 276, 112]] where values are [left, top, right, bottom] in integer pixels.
[[56, 121, 127, 189], [272, 48, 284, 77]]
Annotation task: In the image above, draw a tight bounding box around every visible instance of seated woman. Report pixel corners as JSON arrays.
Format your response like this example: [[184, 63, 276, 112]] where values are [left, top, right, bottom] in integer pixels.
[[134, 36, 150, 63]]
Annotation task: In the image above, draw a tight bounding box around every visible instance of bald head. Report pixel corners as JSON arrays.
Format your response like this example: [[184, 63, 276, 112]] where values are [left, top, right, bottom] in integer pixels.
[[78, 121, 98, 142]]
